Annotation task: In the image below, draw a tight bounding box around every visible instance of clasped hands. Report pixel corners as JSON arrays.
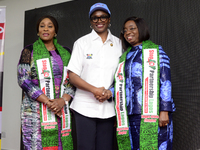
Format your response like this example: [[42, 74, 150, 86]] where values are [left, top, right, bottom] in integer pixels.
[[46, 98, 65, 118], [93, 87, 112, 103]]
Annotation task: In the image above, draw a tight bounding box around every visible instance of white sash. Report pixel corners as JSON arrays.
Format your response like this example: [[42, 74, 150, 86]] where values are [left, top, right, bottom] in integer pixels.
[[37, 59, 71, 133], [60, 67, 71, 131], [142, 48, 159, 121], [37, 58, 56, 123], [115, 61, 129, 134]]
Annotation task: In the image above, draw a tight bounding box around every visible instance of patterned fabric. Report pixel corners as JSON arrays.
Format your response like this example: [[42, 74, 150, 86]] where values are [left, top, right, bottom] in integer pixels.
[[18, 44, 75, 150], [129, 113, 173, 150], [124, 44, 175, 150], [125, 44, 175, 115]]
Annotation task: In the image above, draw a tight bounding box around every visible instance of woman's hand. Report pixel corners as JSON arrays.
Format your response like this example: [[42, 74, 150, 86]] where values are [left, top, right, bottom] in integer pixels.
[[69, 71, 106, 98], [69, 71, 110, 103], [159, 111, 169, 127], [92, 87, 105, 97], [48, 98, 65, 115], [56, 110, 62, 118], [95, 89, 112, 103]]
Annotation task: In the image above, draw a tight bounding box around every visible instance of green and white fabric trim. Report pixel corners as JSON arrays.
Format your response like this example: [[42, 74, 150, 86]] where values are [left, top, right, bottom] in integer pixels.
[[37, 58, 56, 124], [140, 40, 160, 150], [114, 46, 132, 150]]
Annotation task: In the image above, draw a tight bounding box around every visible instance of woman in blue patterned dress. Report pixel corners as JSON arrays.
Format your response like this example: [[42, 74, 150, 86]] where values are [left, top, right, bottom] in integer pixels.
[[112, 16, 175, 150], [17, 15, 74, 150]]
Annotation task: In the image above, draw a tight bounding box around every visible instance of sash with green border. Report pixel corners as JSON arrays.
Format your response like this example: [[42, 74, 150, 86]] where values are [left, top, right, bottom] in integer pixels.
[[114, 46, 132, 150], [140, 40, 160, 150], [33, 37, 73, 150], [114, 40, 160, 150]]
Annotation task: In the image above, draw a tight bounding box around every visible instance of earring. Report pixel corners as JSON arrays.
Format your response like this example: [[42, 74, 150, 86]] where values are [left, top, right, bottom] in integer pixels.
[[54, 33, 57, 37], [108, 24, 111, 27], [37, 33, 39, 36], [90, 25, 93, 29]]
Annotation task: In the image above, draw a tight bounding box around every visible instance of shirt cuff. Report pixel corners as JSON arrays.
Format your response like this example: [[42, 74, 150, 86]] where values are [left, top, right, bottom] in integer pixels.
[[30, 90, 43, 100], [107, 87, 114, 102], [160, 101, 173, 112]]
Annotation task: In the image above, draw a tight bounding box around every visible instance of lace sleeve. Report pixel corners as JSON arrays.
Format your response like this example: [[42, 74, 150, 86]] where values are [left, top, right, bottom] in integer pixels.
[[63, 71, 76, 98], [19, 48, 32, 64]]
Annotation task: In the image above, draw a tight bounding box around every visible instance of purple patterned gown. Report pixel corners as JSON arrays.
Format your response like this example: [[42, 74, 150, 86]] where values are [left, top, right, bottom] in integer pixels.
[[17, 45, 74, 150]]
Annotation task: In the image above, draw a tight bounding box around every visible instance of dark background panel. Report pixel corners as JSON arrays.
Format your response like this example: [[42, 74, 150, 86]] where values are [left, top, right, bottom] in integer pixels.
[[24, 0, 200, 149]]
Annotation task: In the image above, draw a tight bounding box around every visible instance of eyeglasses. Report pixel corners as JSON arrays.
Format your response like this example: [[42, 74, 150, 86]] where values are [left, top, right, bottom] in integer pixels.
[[90, 16, 109, 23], [121, 27, 137, 34]]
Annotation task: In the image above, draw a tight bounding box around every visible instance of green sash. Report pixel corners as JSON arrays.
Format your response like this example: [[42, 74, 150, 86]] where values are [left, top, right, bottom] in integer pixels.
[[114, 46, 132, 150], [140, 40, 160, 150], [114, 40, 160, 150], [33, 37, 73, 149]]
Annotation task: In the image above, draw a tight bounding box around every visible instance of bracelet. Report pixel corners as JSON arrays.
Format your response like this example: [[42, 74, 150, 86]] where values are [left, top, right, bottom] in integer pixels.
[[61, 97, 68, 104], [45, 100, 49, 105], [61, 97, 67, 102]]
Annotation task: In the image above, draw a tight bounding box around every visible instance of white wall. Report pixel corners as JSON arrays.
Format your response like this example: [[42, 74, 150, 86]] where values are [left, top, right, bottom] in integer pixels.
[[0, 0, 72, 149]]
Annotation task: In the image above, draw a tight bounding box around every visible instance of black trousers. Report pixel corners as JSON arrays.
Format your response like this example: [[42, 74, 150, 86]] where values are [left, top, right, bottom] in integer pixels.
[[73, 110, 115, 150]]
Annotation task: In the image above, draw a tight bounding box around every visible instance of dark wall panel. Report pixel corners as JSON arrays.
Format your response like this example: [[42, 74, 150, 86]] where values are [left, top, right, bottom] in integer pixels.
[[24, 0, 200, 149]]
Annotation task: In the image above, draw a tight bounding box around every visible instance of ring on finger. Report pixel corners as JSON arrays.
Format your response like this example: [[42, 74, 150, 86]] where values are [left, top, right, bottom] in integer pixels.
[[54, 108, 57, 111]]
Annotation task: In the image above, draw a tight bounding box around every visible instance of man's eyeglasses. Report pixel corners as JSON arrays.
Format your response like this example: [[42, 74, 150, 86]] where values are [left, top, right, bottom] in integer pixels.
[[90, 16, 109, 23]]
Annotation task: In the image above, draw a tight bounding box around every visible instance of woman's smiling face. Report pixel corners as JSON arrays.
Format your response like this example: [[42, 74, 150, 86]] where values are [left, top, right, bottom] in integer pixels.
[[38, 18, 55, 42], [90, 10, 110, 35], [123, 20, 141, 46]]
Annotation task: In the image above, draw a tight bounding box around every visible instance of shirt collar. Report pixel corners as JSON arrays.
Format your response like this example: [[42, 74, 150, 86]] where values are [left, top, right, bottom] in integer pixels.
[[90, 29, 114, 43]]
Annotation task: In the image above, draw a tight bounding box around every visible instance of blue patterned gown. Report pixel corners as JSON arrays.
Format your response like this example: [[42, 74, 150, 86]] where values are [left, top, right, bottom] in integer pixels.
[[111, 44, 175, 150]]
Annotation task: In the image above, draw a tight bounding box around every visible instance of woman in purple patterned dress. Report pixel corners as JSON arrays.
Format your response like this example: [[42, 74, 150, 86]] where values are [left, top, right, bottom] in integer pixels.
[[17, 15, 74, 150]]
